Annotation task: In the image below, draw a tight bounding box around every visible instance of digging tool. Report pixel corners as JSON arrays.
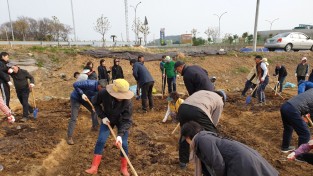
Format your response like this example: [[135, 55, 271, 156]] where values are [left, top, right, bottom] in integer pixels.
[[171, 123, 180, 134], [106, 122, 138, 176], [31, 88, 39, 119], [162, 68, 166, 98], [268, 85, 285, 100], [246, 84, 259, 105], [85, 98, 95, 112], [0, 164, 3, 171], [305, 114, 313, 127], [274, 81, 279, 95]]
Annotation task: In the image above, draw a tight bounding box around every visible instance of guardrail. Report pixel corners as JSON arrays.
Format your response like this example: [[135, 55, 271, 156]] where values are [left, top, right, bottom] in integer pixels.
[[0, 41, 135, 47]]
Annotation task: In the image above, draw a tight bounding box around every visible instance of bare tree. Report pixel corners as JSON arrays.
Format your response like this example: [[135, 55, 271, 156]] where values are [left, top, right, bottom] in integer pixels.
[[14, 17, 29, 41], [204, 27, 219, 42], [94, 15, 111, 47], [138, 23, 150, 46], [131, 18, 141, 45], [191, 28, 198, 38]]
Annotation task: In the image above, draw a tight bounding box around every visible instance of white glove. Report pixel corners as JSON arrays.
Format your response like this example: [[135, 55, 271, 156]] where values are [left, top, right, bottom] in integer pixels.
[[102, 117, 110, 125], [7, 81, 13, 86], [7, 115, 15, 123], [176, 74, 180, 78], [82, 94, 88, 101], [8, 68, 13, 74], [29, 83, 35, 88], [116, 136, 122, 147], [260, 77, 265, 82], [306, 74, 309, 77], [287, 152, 296, 160], [295, 73, 297, 77]]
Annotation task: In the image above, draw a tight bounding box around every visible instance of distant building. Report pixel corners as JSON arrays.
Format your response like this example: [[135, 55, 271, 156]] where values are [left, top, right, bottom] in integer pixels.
[[294, 24, 313, 29]]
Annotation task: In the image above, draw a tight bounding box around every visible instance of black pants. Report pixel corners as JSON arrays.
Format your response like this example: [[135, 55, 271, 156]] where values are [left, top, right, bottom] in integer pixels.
[[16, 88, 33, 118], [298, 153, 313, 165], [141, 81, 154, 111], [0, 82, 10, 108], [241, 80, 256, 97], [167, 77, 176, 93], [178, 104, 217, 163], [297, 76, 305, 83]]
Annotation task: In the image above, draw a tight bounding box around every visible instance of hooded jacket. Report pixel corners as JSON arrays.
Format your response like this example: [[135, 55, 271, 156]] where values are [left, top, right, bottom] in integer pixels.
[[190, 131, 279, 176], [181, 65, 214, 95]]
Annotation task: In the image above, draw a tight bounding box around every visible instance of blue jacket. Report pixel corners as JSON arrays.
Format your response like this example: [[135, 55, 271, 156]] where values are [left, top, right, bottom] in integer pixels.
[[132, 62, 154, 87], [298, 81, 313, 94], [70, 80, 99, 101]]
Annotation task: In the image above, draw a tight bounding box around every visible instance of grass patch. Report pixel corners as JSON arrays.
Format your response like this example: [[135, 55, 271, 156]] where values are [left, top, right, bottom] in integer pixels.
[[36, 59, 44, 67], [234, 66, 249, 74], [30, 46, 47, 52]]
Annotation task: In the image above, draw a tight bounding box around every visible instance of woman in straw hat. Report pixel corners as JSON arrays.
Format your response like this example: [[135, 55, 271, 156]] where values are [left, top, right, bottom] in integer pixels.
[[85, 79, 134, 176]]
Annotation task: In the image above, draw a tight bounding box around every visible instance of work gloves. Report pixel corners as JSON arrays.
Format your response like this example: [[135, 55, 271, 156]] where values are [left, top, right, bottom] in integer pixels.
[[29, 83, 35, 88], [8, 68, 13, 74], [295, 73, 297, 77], [116, 136, 122, 148], [7, 81, 13, 86], [7, 115, 15, 123], [82, 94, 88, 101], [102, 117, 110, 125]]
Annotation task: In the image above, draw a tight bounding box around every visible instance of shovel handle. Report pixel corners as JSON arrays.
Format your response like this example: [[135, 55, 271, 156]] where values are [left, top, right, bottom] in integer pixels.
[[171, 123, 180, 134], [31, 88, 37, 108], [305, 115, 313, 127], [107, 124, 138, 176], [86, 99, 95, 112]]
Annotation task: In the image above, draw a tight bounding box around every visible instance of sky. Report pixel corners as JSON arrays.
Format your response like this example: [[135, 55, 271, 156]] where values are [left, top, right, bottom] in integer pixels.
[[0, 0, 312, 42]]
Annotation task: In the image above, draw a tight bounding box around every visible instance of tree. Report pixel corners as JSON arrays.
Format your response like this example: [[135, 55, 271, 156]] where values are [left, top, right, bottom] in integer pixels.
[[94, 15, 111, 47], [248, 34, 254, 44], [242, 32, 248, 39], [14, 17, 29, 41], [233, 34, 239, 43], [191, 28, 198, 38], [131, 18, 141, 45], [204, 27, 219, 42], [138, 23, 150, 46]]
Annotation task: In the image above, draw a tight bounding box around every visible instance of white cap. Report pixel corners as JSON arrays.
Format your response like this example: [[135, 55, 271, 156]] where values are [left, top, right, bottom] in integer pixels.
[[302, 57, 307, 61]]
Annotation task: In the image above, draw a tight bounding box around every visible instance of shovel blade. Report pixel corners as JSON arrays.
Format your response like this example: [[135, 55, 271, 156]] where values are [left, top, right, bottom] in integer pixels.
[[245, 96, 252, 104], [33, 108, 39, 119]]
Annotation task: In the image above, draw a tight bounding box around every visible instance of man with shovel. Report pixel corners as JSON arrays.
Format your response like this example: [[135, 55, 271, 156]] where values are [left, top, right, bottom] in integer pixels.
[[85, 79, 134, 176], [67, 79, 107, 145], [255, 55, 269, 105], [273, 63, 288, 94], [7, 63, 35, 122], [176, 90, 226, 168]]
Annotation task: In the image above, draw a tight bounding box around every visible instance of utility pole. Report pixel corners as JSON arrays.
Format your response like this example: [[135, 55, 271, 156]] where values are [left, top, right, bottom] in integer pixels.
[[131, 1, 141, 44], [266, 18, 279, 31], [70, 0, 77, 41], [6, 0, 15, 41], [124, 0, 130, 42], [253, 0, 260, 52], [213, 12, 227, 39]]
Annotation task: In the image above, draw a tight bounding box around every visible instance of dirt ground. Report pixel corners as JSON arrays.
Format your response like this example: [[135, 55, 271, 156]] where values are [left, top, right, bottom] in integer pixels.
[[1, 47, 313, 176]]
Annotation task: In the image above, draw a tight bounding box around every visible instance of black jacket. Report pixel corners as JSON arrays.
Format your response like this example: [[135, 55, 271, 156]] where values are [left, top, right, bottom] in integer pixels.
[[287, 88, 313, 115], [88, 71, 97, 80], [274, 65, 287, 80], [10, 68, 34, 90], [92, 90, 133, 136], [112, 65, 124, 80], [181, 65, 214, 95], [0, 59, 10, 83], [97, 66, 110, 82], [193, 131, 278, 176]]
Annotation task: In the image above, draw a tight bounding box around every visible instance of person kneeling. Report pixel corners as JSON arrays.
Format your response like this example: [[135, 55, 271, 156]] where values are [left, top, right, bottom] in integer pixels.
[[181, 121, 278, 176]]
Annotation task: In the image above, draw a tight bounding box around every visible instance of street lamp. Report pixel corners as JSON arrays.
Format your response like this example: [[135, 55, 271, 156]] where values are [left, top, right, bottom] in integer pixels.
[[253, 0, 260, 52], [130, 1, 141, 44], [6, 0, 14, 41], [213, 11, 227, 39], [266, 18, 279, 31], [70, 0, 77, 41]]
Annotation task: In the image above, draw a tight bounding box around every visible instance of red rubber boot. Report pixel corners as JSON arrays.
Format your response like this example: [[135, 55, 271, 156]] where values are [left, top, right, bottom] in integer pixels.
[[121, 157, 130, 176], [85, 154, 102, 175]]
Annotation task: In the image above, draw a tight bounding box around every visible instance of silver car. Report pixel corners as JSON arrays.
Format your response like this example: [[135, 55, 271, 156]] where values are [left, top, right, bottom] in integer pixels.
[[264, 32, 313, 52]]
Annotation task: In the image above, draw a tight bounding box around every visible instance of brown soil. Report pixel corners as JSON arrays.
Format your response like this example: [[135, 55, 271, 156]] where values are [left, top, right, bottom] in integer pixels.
[[1, 48, 313, 176]]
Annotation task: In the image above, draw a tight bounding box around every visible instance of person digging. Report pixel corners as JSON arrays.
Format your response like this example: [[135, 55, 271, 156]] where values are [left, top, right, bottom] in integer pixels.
[[7, 63, 35, 122], [67, 79, 107, 145], [85, 79, 134, 175], [162, 91, 184, 123]]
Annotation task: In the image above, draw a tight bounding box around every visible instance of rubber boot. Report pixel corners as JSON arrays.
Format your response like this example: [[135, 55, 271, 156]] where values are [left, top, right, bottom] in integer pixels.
[[120, 157, 130, 176], [85, 154, 102, 174]]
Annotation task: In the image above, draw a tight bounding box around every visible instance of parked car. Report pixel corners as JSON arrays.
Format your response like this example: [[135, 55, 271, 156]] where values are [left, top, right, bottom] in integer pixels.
[[264, 32, 313, 52]]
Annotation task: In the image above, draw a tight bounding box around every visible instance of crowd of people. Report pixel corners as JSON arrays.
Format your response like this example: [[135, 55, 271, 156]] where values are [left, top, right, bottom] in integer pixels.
[[1, 50, 313, 175]]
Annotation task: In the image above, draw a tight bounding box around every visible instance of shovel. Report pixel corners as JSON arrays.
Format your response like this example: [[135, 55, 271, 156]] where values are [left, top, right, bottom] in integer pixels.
[[31, 88, 39, 119], [171, 123, 180, 134], [268, 85, 285, 100], [246, 84, 259, 105]]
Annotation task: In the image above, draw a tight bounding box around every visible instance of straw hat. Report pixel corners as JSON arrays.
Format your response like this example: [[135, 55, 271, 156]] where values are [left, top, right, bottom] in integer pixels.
[[106, 79, 134, 99]]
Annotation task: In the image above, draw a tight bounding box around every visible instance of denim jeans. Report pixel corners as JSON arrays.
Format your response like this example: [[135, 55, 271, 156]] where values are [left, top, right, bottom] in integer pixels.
[[281, 102, 310, 148], [67, 98, 99, 137], [257, 76, 269, 103], [141, 81, 154, 110], [167, 77, 177, 93], [16, 88, 33, 118], [94, 122, 129, 156]]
